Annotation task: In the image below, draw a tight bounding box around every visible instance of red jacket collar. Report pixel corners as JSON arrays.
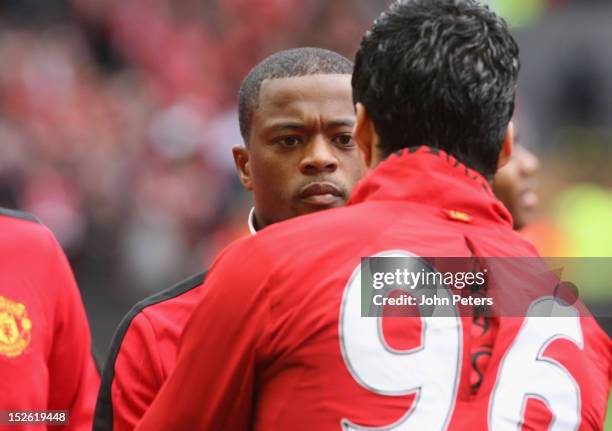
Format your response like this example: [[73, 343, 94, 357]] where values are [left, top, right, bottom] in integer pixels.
[[348, 146, 513, 227]]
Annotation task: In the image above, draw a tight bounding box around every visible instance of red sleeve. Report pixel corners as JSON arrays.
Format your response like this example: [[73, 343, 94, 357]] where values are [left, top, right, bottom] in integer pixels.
[[135, 239, 273, 431], [109, 313, 164, 431], [45, 229, 101, 430]]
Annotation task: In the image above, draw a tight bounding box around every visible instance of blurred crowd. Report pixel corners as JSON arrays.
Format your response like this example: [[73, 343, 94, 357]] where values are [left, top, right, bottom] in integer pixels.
[[0, 0, 611, 355]]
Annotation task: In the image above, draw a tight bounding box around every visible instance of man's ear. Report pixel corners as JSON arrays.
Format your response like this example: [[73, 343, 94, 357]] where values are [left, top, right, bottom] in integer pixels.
[[232, 145, 252, 190], [497, 121, 514, 170], [353, 103, 380, 168]]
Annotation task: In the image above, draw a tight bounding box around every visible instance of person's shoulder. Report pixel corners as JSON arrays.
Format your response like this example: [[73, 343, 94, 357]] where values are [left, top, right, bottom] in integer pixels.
[[0, 207, 65, 260], [101, 271, 208, 369], [0, 207, 48, 242], [119, 271, 207, 341], [95, 271, 207, 428], [212, 203, 408, 292], [254, 203, 379, 248], [97, 272, 206, 390], [233, 203, 395, 275], [0, 207, 41, 224]]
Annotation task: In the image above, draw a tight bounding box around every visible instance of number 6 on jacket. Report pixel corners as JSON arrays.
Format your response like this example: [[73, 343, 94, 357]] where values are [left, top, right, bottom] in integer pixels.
[[489, 299, 582, 430]]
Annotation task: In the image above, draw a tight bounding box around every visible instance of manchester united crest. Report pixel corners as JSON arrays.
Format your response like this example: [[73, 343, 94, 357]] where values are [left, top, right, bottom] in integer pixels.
[[0, 295, 32, 357]]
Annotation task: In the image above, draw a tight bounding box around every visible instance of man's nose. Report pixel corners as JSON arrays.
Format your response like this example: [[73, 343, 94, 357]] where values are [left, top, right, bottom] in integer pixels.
[[299, 136, 339, 174]]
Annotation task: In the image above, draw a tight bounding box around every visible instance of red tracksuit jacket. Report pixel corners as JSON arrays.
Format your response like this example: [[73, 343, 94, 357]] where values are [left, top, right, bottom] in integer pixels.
[[93, 272, 207, 430], [0, 208, 100, 430], [93, 207, 249, 430], [140, 147, 610, 430]]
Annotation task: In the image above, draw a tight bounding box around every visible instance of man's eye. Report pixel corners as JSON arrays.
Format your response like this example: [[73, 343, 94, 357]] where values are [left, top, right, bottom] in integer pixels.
[[275, 136, 302, 147], [334, 134, 355, 147]]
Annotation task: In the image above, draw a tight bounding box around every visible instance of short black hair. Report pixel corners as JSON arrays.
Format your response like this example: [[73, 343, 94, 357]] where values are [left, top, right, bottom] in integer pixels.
[[238, 47, 353, 142], [353, 0, 520, 178]]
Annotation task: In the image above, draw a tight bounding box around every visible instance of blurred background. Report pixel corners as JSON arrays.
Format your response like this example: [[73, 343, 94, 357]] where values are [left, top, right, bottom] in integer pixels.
[[0, 0, 610, 364]]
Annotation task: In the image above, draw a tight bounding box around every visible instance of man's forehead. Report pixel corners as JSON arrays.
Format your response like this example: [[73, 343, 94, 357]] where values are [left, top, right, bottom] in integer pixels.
[[258, 74, 352, 109]]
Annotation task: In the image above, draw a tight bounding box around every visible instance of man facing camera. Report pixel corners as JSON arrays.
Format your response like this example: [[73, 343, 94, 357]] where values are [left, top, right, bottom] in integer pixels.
[[93, 47, 365, 431]]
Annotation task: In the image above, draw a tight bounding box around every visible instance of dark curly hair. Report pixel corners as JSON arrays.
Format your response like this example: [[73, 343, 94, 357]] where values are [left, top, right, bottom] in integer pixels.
[[353, 0, 520, 178]]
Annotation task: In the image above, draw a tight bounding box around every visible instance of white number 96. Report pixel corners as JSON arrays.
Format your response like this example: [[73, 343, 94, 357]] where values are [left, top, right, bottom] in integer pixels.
[[339, 250, 582, 431]]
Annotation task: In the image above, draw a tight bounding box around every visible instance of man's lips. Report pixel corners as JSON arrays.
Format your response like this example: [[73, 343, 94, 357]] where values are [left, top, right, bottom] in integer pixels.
[[299, 182, 344, 206]]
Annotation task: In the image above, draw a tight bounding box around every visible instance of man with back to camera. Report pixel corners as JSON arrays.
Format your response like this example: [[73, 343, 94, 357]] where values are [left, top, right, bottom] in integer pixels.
[[135, 1, 612, 429], [0, 208, 100, 430], [92, 47, 365, 430]]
